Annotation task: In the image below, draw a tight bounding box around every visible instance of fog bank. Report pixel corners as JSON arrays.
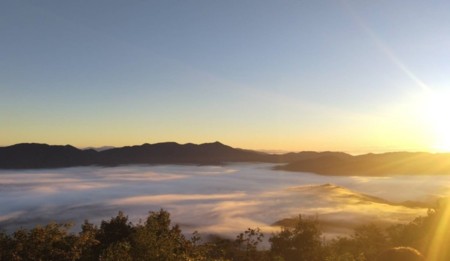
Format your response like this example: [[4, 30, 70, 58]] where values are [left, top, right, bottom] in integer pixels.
[[1, 164, 448, 237]]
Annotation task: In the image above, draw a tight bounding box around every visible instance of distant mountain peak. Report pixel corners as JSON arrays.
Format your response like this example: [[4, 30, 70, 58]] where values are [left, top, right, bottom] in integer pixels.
[[201, 141, 227, 146]]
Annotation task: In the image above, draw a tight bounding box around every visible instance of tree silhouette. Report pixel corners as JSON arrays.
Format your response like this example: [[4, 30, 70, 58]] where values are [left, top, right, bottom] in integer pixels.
[[270, 215, 323, 261]]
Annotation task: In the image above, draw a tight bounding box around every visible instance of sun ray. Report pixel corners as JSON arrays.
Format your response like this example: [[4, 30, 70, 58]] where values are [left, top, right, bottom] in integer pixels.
[[425, 199, 450, 261], [340, 0, 431, 93]]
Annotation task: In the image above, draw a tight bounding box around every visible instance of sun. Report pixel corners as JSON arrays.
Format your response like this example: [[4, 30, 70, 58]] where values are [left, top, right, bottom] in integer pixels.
[[422, 91, 450, 152]]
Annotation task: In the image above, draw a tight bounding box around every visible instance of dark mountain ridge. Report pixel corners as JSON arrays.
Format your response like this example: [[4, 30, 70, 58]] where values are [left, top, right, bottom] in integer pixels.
[[2, 142, 450, 176], [278, 151, 450, 176], [0, 142, 277, 169], [95, 141, 273, 165], [0, 143, 97, 169]]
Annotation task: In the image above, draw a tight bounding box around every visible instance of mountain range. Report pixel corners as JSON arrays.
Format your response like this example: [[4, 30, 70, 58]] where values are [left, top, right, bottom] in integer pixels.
[[1, 142, 450, 176]]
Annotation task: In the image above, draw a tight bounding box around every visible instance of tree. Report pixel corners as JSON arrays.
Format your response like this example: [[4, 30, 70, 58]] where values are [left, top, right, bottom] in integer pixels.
[[7, 223, 83, 261], [131, 209, 190, 261], [94, 211, 134, 259], [270, 215, 323, 261], [99, 241, 132, 261], [325, 236, 367, 261], [324, 223, 388, 261], [352, 224, 388, 260], [77, 220, 100, 261], [234, 228, 266, 261], [0, 230, 13, 261]]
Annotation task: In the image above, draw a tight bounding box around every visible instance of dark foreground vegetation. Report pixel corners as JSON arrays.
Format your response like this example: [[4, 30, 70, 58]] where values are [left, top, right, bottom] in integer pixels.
[[1, 199, 449, 260]]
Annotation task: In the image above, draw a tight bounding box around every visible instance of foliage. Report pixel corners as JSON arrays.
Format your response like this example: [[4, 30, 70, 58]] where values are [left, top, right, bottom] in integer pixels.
[[131, 209, 190, 260], [326, 224, 388, 261], [0, 206, 444, 261], [235, 228, 266, 261], [99, 241, 132, 261], [0, 222, 95, 261], [269, 215, 323, 261]]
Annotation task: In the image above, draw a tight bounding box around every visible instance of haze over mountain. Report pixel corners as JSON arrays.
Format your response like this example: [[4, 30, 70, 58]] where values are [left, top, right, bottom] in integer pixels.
[[83, 146, 116, 152], [278, 151, 450, 176], [2, 142, 450, 176]]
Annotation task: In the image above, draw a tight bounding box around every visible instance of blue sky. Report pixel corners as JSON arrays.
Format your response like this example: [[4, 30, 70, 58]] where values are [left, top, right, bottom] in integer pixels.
[[2, 0, 450, 152]]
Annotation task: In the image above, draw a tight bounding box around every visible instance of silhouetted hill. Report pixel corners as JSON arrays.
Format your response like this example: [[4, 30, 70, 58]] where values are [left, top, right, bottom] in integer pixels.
[[277, 151, 450, 176], [96, 141, 273, 165], [0, 143, 97, 169], [3, 142, 450, 175], [0, 142, 275, 169]]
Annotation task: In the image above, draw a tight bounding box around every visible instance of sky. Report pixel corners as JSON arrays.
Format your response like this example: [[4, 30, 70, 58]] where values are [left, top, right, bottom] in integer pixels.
[[1, 0, 450, 153]]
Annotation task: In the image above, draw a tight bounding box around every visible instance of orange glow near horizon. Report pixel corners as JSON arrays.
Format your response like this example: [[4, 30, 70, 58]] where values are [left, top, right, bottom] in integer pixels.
[[4, 90, 450, 155]]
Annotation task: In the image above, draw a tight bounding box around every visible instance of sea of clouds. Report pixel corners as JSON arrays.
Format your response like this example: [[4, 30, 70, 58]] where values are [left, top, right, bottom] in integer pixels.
[[1, 163, 449, 238]]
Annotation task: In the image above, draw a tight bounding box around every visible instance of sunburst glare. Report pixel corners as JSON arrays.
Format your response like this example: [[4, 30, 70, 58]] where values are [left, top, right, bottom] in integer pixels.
[[421, 91, 450, 152]]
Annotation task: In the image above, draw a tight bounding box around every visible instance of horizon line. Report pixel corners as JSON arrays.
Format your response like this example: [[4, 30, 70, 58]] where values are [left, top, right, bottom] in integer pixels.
[[1, 141, 448, 156]]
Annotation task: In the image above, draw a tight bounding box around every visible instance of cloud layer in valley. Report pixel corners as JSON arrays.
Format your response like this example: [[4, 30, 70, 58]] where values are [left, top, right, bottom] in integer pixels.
[[1, 164, 447, 237]]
